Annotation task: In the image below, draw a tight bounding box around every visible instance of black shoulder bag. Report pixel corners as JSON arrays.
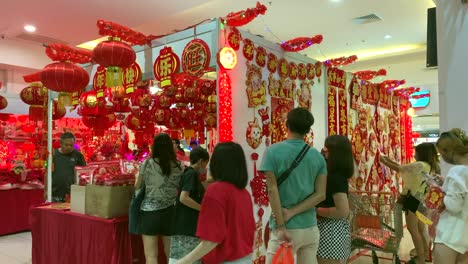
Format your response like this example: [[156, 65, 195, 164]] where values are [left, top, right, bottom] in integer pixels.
[[276, 144, 310, 187]]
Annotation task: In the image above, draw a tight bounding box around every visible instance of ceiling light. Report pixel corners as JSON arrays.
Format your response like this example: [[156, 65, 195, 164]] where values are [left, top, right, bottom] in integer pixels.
[[24, 24, 36, 33], [384, 34, 392, 39]]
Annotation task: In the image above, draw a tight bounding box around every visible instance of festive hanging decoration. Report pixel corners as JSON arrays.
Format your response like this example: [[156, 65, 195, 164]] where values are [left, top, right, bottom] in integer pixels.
[[245, 63, 267, 108], [93, 66, 107, 98], [122, 62, 141, 94], [296, 81, 312, 111], [267, 53, 278, 74], [315, 61, 323, 82], [354, 69, 387, 81], [243, 39, 255, 61], [281, 35, 323, 52], [218, 47, 238, 70], [255, 46, 267, 68], [218, 69, 233, 142], [271, 98, 294, 144], [324, 55, 358, 68], [349, 76, 360, 110], [182, 39, 211, 78], [19, 83, 48, 121], [277, 58, 290, 79], [153, 46, 180, 89], [361, 82, 380, 105], [394, 86, 420, 98], [221, 2, 267, 27], [307, 63, 315, 80], [338, 89, 348, 136], [258, 107, 271, 145], [44, 43, 93, 64], [298, 63, 307, 81], [289, 62, 298, 80], [82, 113, 117, 137], [227, 27, 242, 50], [96, 19, 148, 46], [246, 117, 263, 149], [379, 79, 406, 92], [327, 86, 338, 136]]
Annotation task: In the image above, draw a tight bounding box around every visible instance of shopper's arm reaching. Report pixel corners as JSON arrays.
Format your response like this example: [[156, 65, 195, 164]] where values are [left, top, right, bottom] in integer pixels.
[[180, 191, 201, 211], [176, 240, 218, 264], [282, 173, 327, 221], [379, 155, 401, 172]]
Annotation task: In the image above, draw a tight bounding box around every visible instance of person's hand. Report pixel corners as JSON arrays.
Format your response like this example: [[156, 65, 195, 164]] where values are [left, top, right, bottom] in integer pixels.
[[276, 227, 292, 243], [378, 155, 387, 163], [282, 208, 294, 223]]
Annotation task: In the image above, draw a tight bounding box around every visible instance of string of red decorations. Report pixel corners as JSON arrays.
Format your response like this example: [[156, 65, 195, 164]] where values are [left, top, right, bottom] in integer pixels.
[[221, 2, 267, 27], [354, 69, 387, 81], [44, 43, 93, 64], [218, 69, 233, 142], [379, 79, 406, 92], [394, 86, 421, 98], [324, 55, 358, 67], [97, 19, 148, 46], [281, 35, 323, 52]]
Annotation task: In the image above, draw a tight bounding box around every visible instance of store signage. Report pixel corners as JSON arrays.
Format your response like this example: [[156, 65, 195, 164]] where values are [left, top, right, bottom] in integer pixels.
[[409, 90, 431, 108]]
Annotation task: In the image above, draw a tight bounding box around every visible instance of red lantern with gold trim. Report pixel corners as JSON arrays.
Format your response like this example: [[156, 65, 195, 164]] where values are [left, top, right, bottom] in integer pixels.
[[154, 92, 173, 109], [20, 83, 48, 121], [204, 113, 217, 128], [78, 90, 112, 116], [41, 62, 89, 93], [153, 108, 170, 125], [82, 113, 116, 137], [205, 94, 217, 114]]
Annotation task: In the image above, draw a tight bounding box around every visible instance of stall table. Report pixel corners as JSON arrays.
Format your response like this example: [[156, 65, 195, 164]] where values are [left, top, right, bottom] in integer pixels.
[[0, 189, 44, 236]]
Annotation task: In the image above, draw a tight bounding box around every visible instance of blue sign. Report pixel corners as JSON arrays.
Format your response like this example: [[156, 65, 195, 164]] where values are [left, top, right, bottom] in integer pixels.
[[409, 90, 430, 108]]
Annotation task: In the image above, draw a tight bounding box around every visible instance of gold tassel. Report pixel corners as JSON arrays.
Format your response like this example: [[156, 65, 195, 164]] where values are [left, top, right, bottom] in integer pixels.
[[58, 92, 72, 108], [106, 66, 123, 88]]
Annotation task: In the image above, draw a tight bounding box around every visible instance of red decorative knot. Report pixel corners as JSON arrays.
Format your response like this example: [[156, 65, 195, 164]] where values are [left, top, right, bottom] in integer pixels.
[[251, 152, 259, 161], [257, 208, 264, 218], [250, 171, 269, 206]]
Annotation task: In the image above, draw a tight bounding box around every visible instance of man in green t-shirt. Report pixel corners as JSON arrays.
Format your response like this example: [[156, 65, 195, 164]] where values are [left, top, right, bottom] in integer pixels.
[[260, 107, 327, 264], [49, 132, 86, 202]]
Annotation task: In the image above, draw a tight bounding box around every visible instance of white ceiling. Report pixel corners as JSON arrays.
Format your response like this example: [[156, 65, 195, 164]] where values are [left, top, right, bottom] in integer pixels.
[[0, 0, 435, 61]]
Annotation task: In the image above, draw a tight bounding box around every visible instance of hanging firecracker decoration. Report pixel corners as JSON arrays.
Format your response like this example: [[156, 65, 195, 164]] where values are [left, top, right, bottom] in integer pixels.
[[281, 34, 323, 52], [153, 46, 180, 89], [243, 39, 255, 61], [218, 69, 233, 142], [41, 44, 91, 93], [182, 39, 211, 78], [354, 69, 387, 81], [323, 55, 358, 68], [122, 62, 141, 95], [315, 61, 323, 82], [227, 27, 242, 50], [249, 153, 269, 206], [0, 96, 7, 110], [221, 2, 267, 27]]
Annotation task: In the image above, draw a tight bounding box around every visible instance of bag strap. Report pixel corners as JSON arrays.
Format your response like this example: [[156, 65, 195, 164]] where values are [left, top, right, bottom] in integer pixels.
[[277, 144, 310, 187]]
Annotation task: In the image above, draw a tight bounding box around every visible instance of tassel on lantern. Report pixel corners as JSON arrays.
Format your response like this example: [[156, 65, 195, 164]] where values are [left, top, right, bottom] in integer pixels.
[[106, 67, 123, 88], [58, 92, 72, 109], [29, 105, 44, 122]]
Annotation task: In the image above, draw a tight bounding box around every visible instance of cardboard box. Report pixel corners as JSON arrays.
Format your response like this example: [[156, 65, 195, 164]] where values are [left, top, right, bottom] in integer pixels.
[[70, 185, 86, 214], [85, 185, 134, 218]]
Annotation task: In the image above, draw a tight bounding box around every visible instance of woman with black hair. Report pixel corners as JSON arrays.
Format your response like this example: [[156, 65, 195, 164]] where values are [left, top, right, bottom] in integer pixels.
[[379, 142, 440, 264], [135, 133, 183, 264], [176, 142, 255, 264], [316, 135, 354, 263]]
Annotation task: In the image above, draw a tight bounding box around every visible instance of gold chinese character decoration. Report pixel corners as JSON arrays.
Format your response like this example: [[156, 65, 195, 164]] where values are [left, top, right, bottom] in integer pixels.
[[122, 62, 141, 94], [154, 46, 180, 89], [182, 39, 211, 78]]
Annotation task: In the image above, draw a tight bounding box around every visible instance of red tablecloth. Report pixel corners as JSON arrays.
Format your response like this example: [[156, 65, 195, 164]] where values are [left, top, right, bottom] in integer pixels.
[[30, 207, 167, 264], [0, 189, 44, 236]]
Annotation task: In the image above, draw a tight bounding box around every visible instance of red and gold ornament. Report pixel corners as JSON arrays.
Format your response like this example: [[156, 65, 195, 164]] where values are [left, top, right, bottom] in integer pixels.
[[298, 63, 307, 81], [278, 58, 290, 79], [289, 62, 298, 80], [255, 46, 267, 68], [122, 62, 141, 94], [182, 39, 211, 78], [227, 27, 242, 50], [153, 46, 180, 88], [222, 2, 267, 27], [243, 38, 255, 61], [267, 53, 278, 74]]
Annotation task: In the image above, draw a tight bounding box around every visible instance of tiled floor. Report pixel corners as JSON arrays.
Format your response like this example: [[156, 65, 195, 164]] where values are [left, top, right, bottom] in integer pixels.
[[0, 228, 419, 264], [0, 232, 32, 264]]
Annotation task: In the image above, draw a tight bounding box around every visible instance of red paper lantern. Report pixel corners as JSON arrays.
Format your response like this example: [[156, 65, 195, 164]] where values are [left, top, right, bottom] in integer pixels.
[[198, 79, 216, 96], [204, 113, 217, 128], [153, 108, 170, 125], [0, 96, 7, 110], [41, 62, 89, 93], [82, 113, 116, 136], [154, 92, 173, 109], [92, 39, 136, 69], [20, 83, 48, 121], [78, 91, 112, 116]]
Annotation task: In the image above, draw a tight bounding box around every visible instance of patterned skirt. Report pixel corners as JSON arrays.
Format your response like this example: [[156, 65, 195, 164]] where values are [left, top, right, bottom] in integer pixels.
[[169, 235, 201, 264], [317, 217, 352, 260]]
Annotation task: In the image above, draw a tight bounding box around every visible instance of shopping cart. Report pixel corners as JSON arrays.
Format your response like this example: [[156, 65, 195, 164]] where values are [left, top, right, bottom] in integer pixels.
[[349, 191, 404, 264]]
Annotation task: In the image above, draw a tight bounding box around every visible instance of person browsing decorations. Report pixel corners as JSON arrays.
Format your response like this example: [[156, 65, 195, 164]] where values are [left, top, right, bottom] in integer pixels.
[[176, 142, 255, 264], [50, 132, 86, 202], [316, 135, 354, 264], [433, 128, 468, 264], [379, 143, 440, 264], [260, 107, 327, 264], [135, 133, 183, 264], [169, 147, 210, 264]]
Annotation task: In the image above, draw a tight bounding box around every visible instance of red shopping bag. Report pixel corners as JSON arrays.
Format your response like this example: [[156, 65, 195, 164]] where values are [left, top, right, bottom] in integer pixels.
[[272, 243, 294, 264]]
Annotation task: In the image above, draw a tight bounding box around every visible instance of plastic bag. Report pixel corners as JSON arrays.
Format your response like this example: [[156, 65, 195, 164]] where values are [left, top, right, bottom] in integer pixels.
[[415, 171, 445, 237], [272, 243, 294, 264]]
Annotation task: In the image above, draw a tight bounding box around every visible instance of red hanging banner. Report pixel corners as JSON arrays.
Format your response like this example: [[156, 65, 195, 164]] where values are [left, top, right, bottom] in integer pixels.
[[338, 88, 348, 135], [93, 66, 107, 98], [326, 67, 346, 89], [327, 86, 338, 136], [122, 62, 141, 94]]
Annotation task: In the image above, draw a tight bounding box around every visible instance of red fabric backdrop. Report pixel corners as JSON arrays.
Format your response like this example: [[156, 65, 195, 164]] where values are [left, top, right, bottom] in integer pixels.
[[0, 189, 44, 235]]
